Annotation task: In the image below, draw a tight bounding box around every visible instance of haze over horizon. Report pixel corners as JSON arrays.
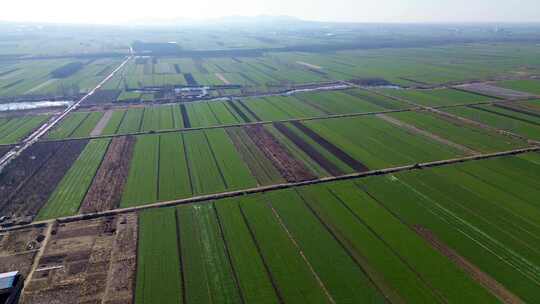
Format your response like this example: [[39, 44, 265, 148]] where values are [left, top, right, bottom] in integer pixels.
[[1, 0, 540, 25]]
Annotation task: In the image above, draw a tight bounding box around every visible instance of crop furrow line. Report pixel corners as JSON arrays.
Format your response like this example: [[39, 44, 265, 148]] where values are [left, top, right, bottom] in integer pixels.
[[397, 179, 540, 284], [266, 200, 336, 304], [327, 188, 449, 304], [237, 203, 286, 304]]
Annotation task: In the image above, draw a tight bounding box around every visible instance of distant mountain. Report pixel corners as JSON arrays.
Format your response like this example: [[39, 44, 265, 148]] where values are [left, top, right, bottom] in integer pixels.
[[126, 15, 309, 28]]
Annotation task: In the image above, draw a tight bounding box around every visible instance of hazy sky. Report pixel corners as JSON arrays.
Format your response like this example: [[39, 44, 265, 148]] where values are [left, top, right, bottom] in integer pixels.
[[1, 0, 540, 24]]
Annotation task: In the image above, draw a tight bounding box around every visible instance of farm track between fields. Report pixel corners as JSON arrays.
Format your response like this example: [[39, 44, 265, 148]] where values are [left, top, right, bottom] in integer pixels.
[[22, 95, 537, 146], [2, 145, 538, 233]]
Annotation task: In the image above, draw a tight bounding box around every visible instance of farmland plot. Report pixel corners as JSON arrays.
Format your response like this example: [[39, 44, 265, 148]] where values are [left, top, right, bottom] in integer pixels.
[[46, 112, 89, 139], [37, 138, 110, 219], [303, 116, 460, 169], [377, 88, 491, 106], [80, 136, 135, 213], [495, 79, 540, 95], [205, 129, 257, 190], [239, 195, 333, 303], [183, 130, 227, 195], [358, 155, 540, 302], [295, 90, 386, 114], [177, 204, 242, 303], [266, 189, 388, 303], [214, 200, 280, 303], [226, 127, 284, 186], [0, 140, 88, 219], [266, 124, 329, 177], [101, 109, 126, 135], [184, 103, 221, 128], [117, 107, 144, 134], [447, 105, 540, 140], [47, 111, 104, 139], [0, 115, 49, 144], [136, 209, 182, 304], [121, 135, 159, 207], [388, 110, 528, 152], [158, 133, 192, 201], [328, 182, 497, 303]]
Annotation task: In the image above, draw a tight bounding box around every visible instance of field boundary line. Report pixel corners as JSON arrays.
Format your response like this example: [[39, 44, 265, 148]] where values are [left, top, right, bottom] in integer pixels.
[[376, 113, 480, 155], [212, 203, 246, 304], [2, 146, 538, 232], [36, 108, 419, 142], [327, 189, 448, 303], [296, 190, 404, 304], [27, 96, 537, 144], [237, 203, 286, 303], [267, 200, 336, 304]]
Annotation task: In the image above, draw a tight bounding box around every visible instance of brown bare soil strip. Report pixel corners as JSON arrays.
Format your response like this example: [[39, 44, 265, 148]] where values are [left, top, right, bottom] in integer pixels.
[[291, 121, 369, 172], [22, 214, 137, 304], [377, 114, 479, 155], [215, 73, 231, 85], [296, 61, 323, 70], [80, 136, 135, 214], [455, 83, 533, 100], [274, 122, 342, 176], [90, 110, 114, 136], [2, 140, 88, 221], [413, 225, 523, 304], [244, 125, 316, 182], [227, 128, 284, 186], [102, 213, 138, 304]]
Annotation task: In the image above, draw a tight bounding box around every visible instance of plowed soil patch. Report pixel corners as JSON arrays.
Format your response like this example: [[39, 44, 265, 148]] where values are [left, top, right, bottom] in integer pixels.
[[0, 142, 63, 213], [274, 122, 342, 176], [244, 125, 316, 182], [80, 136, 135, 213], [2, 140, 88, 220], [413, 225, 523, 304], [291, 121, 369, 172]]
